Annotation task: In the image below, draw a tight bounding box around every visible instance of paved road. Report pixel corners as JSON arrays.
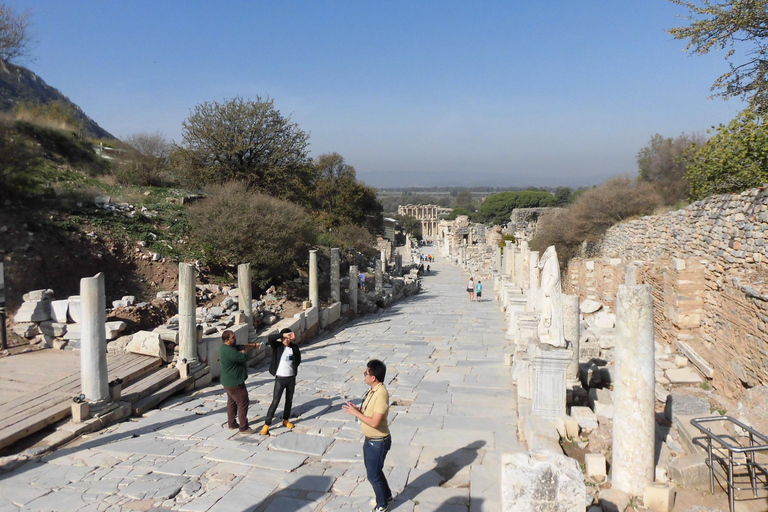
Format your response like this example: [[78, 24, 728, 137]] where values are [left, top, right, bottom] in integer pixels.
[[0, 255, 520, 512]]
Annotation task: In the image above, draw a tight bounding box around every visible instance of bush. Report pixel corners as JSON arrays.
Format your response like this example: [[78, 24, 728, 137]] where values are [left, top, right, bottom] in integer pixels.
[[187, 182, 318, 288], [477, 190, 554, 225], [531, 177, 662, 266], [334, 224, 377, 256]]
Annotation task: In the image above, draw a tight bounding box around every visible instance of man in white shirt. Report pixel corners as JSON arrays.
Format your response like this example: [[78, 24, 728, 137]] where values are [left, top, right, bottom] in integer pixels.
[[259, 328, 301, 435]]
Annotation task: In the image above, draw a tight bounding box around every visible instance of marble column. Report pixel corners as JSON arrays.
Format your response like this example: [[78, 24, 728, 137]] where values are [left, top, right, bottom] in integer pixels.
[[529, 250, 540, 289], [495, 245, 502, 274], [179, 263, 198, 364], [625, 264, 637, 285], [309, 249, 319, 307], [330, 248, 340, 303], [564, 294, 581, 384], [504, 241, 514, 279], [349, 265, 358, 315], [238, 263, 253, 331], [612, 285, 655, 496], [80, 272, 110, 408], [514, 250, 525, 288], [380, 249, 387, 266], [375, 259, 383, 297]]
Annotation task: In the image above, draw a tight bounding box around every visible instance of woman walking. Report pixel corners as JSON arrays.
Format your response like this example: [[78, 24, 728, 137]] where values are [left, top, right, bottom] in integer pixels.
[[467, 277, 475, 302]]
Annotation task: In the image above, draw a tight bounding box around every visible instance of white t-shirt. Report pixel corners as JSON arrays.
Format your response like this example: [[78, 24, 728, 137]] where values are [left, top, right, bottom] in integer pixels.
[[467, 280, 474, 290], [276, 346, 296, 377]]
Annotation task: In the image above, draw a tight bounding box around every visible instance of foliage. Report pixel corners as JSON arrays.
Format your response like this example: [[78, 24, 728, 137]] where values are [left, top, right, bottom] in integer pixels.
[[477, 190, 555, 225], [532, 177, 663, 266], [329, 224, 378, 256], [0, 4, 33, 64], [668, 0, 768, 112], [0, 117, 41, 200], [637, 132, 705, 204], [447, 206, 470, 220], [393, 214, 422, 239], [685, 110, 768, 199], [14, 100, 83, 134], [187, 182, 317, 288], [115, 132, 173, 187], [454, 189, 473, 207], [499, 234, 516, 248], [311, 152, 382, 229], [552, 187, 573, 206], [173, 96, 314, 204]]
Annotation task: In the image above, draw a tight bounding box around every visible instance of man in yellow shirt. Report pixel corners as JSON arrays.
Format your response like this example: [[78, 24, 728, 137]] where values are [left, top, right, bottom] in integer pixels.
[[343, 359, 393, 512]]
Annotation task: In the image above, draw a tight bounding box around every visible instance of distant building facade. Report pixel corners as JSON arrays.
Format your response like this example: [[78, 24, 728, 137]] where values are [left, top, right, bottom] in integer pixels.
[[398, 204, 439, 238]]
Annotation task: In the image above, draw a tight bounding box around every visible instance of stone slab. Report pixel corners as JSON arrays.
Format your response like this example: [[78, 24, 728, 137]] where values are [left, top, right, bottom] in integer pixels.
[[268, 433, 334, 457], [665, 367, 703, 384]]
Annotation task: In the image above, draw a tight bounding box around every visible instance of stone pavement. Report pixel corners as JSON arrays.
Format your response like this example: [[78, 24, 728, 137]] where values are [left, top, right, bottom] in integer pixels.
[[0, 255, 520, 512]]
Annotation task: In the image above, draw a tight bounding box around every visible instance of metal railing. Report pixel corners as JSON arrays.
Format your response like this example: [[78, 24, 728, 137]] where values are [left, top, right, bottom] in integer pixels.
[[690, 416, 768, 512]]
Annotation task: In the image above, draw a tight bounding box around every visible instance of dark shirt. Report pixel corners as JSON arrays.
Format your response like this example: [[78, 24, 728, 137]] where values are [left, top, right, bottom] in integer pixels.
[[219, 343, 248, 388]]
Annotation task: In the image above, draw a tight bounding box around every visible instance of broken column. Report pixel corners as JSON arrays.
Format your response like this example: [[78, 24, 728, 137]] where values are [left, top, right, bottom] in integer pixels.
[[179, 263, 199, 365], [495, 245, 502, 275], [309, 249, 319, 307], [514, 247, 525, 288], [330, 248, 340, 303], [564, 294, 581, 385], [375, 259, 383, 297], [504, 241, 514, 279], [237, 263, 253, 331], [80, 272, 110, 410], [625, 264, 637, 285], [612, 284, 655, 496], [349, 265, 358, 315]]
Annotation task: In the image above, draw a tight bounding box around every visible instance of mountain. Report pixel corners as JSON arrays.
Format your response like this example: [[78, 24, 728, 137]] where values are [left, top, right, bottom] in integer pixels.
[[0, 60, 115, 140]]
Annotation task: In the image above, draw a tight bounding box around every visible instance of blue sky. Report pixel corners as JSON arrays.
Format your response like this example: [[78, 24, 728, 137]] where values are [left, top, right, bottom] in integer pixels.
[[10, 0, 747, 188]]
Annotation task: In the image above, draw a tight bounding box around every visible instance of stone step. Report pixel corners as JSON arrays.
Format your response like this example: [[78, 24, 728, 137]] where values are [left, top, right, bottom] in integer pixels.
[[675, 414, 731, 457], [132, 375, 194, 415], [121, 367, 180, 404]]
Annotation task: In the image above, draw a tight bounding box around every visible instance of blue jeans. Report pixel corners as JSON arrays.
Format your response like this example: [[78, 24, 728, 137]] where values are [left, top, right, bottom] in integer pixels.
[[363, 435, 392, 508]]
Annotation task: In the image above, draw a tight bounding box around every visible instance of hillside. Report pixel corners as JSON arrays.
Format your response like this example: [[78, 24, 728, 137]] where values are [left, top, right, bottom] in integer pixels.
[[0, 61, 114, 140]]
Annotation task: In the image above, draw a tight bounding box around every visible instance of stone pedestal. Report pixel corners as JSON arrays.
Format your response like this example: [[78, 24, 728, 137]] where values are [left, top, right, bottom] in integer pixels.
[[530, 343, 571, 419], [80, 273, 111, 411], [625, 264, 637, 285], [349, 265, 358, 315], [309, 250, 319, 307], [564, 294, 581, 385], [330, 248, 340, 303], [179, 263, 198, 364], [237, 263, 253, 331], [612, 285, 655, 496]]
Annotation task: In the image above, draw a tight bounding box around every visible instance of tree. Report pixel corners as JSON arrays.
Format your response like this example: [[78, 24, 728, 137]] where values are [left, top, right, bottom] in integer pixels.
[[454, 189, 473, 207], [116, 132, 173, 186], [0, 4, 33, 64], [668, 0, 768, 112], [685, 109, 768, 199], [394, 214, 422, 239], [552, 187, 573, 206], [173, 96, 314, 203], [447, 206, 471, 220], [312, 152, 382, 229], [477, 190, 555, 226], [637, 132, 705, 204]]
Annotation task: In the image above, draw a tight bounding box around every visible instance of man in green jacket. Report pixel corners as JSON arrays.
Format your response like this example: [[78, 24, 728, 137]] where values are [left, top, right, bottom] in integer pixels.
[[219, 330, 257, 434]]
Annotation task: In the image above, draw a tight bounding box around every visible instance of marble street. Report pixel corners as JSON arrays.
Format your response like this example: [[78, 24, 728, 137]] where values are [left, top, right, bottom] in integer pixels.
[[0, 255, 520, 512]]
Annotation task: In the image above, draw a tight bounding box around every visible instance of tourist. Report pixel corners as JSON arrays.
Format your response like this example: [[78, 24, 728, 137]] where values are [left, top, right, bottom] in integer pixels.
[[219, 330, 258, 434], [342, 359, 393, 512], [476, 280, 482, 302], [258, 328, 301, 435], [467, 277, 475, 301], [359, 271, 367, 290], [426, 264, 430, 274]]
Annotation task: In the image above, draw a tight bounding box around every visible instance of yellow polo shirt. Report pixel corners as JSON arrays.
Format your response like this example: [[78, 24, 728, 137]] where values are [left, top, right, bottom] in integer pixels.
[[361, 382, 390, 438]]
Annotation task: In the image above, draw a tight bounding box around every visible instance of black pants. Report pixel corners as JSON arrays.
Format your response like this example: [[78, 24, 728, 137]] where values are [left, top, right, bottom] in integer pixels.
[[265, 375, 296, 425]]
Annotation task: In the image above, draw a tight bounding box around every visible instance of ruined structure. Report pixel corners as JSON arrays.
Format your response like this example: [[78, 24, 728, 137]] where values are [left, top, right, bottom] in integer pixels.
[[397, 203, 439, 238]]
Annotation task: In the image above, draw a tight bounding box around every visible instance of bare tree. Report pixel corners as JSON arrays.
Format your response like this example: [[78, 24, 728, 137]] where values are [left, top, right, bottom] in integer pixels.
[[637, 132, 705, 204], [116, 132, 173, 186], [0, 4, 34, 64]]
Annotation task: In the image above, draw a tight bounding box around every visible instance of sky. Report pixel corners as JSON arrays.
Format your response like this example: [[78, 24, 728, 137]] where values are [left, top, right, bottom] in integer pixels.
[[8, 0, 748, 188]]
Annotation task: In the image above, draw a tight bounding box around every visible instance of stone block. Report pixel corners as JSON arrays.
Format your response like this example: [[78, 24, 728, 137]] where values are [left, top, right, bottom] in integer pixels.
[[580, 299, 602, 314], [588, 388, 613, 418], [599, 489, 630, 512], [72, 402, 89, 423], [23, 289, 54, 302], [665, 367, 703, 384], [126, 331, 167, 360], [63, 323, 81, 340], [584, 453, 606, 481], [154, 327, 179, 343], [50, 299, 69, 323], [644, 483, 676, 512], [522, 415, 562, 453], [673, 355, 688, 367], [39, 320, 67, 338], [667, 452, 709, 488], [564, 417, 579, 439], [664, 395, 710, 423], [68, 296, 82, 323], [195, 372, 213, 388], [676, 340, 715, 378], [504, 353, 513, 366], [13, 300, 52, 323], [12, 322, 39, 338], [105, 321, 127, 340], [502, 451, 586, 512], [570, 406, 598, 432]]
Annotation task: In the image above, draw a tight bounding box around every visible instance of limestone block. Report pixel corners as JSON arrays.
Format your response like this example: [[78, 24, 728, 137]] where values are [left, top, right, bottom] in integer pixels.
[[594, 328, 616, 350], [580, 341, 600, 360], [504, 353, 513, 366], [72, 402, 89, 423], [105, 321, 127, 340], [668, 452, 709, 488], [327, 302, 341, 325], [23, 289, 54, 302], [644, 483, 676, 512], [13, 300, 52, 323], [319, 307, 330, 329], [599, 489, 630, 512], [570, 406, 598, 432], [153, 327, 179, 343], [655, 385, 670, 403], [735, 385, 768, 436], [664, 395, 710, 422], [586, 310, 615, 330], [304, 306, 319, 331], [50, 299, 69, 323], [12, 322, 39, 338], [522, 415, 562, 453], [580, 299, 602, 315], [68, 296, 82, 323], [564, 417, 579, 439], [126, 331, 167, 360], [676, 340, 714, 378], [502, 451, 586, 512], [584, 453, 606, 481], [588, 388, 614, 418], [665, 367, 703, 384], [39, 320, 67, 338], [673, 355, 688, 367], [63, 323, 81, 340]]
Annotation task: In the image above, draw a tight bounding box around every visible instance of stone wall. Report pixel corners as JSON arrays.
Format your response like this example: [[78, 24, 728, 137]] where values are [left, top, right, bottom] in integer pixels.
[[566, 187, 768, 400]]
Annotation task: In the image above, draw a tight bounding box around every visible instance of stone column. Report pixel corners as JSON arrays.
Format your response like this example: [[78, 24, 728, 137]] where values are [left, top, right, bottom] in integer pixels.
[[238, 263, 253, 331], [349, 265, 358, 315], [309, 249, 319, 307], [514, 250, 525, 288], [80, 272, 110, 408], [625, 264, 637, 286], [330, 248, 340, 303], [179, 263, 198, 364], [529, 250, 540, 289], [495, 245, 502, 274], [504, 241, 514, 278], [380, 249, 387, 266], [375, 259, 383, 297], [395, 253, 402, 276], [612, 285, 655, 495], [564, 294, 581, 384]]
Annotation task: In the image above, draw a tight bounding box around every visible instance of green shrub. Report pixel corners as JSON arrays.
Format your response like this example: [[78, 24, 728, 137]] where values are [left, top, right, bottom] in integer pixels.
[[334, 224, 377, 256], [187, 182, 318, 288]]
